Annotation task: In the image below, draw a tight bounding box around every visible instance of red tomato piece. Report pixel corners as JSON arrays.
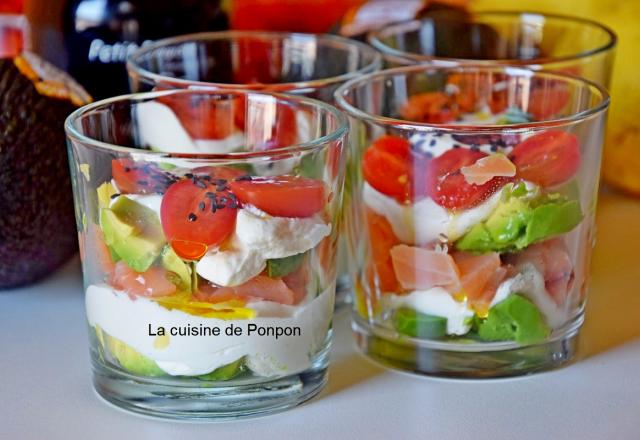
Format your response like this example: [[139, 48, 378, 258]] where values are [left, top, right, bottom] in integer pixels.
[[161, 177, 238, 259], [510, 130, 580, 187], [191, 166, 245, 181], [157, 93, 241, 140], [527, 84, 571, 120], [400, 92, 459, 124], [362, 135, 428, 203], [426, 148, 507, 210], [229, 175, 325, 218], [112, 159, 175, 194]]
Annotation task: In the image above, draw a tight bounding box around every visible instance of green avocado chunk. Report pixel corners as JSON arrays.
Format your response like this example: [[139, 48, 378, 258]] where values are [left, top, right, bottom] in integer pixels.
[[476, 294, 550, 344], [100, 196, 165, 272], [96, 327, 165, 376], [456, 188, 583, 253], [392, 307, 447, 339], [198, 358, 245, 381], [161, 245, 191, 291], [267, 252, 306, 278]]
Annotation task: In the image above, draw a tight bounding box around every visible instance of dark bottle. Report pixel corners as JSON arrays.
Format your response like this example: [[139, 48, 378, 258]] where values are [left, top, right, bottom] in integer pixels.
[[63, 0, 228, 99]]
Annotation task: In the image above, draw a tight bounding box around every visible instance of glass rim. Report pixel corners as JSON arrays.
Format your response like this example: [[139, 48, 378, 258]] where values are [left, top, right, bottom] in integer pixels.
[[333, 64, 610, 132], [65, 88, 349, 160], [126, 30, 382, 92], [368, 10, 617, 66]]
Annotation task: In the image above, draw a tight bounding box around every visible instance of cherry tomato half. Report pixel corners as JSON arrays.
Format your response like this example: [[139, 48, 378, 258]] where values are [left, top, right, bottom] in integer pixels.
[[400, 92, 459, 124], [426, 148, 507, 210], [229, 175, 325, 218], [510, 131, 580, 187], [362, 135, 427, 203], [112, 159, 175, 194], [160, 177, 238, 259]]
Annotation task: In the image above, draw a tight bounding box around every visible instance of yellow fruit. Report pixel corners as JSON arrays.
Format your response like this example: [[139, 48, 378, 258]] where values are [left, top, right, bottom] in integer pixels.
[[471, 0, 640, 194]]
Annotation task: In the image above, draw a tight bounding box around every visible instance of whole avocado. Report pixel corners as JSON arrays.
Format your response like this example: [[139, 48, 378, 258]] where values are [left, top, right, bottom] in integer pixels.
[[0, 52, 90, 288]]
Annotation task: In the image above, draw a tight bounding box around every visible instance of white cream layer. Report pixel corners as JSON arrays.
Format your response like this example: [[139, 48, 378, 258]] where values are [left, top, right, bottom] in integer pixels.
[[363, 182, 503, 245], [86, 283, 334, 377]]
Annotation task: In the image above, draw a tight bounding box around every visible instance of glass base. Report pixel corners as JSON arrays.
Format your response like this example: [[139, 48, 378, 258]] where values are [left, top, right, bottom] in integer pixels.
[[92, 359, 328, 421], [352, 312, 583, 378]]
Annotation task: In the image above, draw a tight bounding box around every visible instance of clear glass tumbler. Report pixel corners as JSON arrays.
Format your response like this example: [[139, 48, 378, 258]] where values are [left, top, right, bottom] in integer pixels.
[[335, 65, 609, 377], [127, 31, 380, 305], [65, 89, 348, 419], [369, 11, 616, 86]]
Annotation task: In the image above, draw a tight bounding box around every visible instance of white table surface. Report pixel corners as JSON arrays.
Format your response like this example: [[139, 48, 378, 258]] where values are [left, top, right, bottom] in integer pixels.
[[2, 190, 640, 440]]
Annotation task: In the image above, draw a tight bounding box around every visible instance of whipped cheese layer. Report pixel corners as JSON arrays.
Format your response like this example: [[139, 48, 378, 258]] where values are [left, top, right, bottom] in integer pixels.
[[86, 283, 334, 377], [197, 206, 331, 287], [363, 182, 503, 245], [383, 287, 474, 335]]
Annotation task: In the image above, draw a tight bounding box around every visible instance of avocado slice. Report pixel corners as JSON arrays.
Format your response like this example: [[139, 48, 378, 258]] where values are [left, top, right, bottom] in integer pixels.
[[266, 252, 306, 278], [161, 245, 191, 291], [100, 196, 165, 272], [476, 294, 550, 344], [96, 327, 165, 377], [198, 358, 245, 381], [392, 307, 447, 339], [456, 190, 582, 253]]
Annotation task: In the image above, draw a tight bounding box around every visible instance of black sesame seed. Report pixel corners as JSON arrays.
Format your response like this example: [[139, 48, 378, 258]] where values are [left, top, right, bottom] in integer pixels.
[[429, 139, 437, 147], [453, 144, 461, 149], [195, 180, 207, 189], [235, 175, 252, 181], [214, 179, 227, 185], [470, 145, 480, 152], [110, 193, 120, 199], [205, 192, 216, 198], [490, 145, 498, 152], [199, 201, 206, 211], [184, 173, 194, 179], [124, 167, 131, 172], [188, 213, 197, 222]]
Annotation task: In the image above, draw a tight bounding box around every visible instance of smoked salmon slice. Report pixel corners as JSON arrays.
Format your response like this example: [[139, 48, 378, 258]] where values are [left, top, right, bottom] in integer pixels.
[[112, 261, 177, 298], [390, 244, 460, 291], [453, 251, 504, 313], [508, 238, 574, 306], [366, 207, 402, 293], [215, 275, 298, 306], [461, 154, 516, 185]]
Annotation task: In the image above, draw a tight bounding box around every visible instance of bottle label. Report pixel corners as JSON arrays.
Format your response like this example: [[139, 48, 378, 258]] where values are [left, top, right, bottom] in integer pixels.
[[87, 38, 152, 64]]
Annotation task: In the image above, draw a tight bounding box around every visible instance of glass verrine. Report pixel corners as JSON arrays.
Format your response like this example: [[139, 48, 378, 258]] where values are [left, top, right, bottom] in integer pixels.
[[65, 89, 348, 419], [335, 65, 609, 377], [369, 11, 616, 87], [127, 31, 380, 305]]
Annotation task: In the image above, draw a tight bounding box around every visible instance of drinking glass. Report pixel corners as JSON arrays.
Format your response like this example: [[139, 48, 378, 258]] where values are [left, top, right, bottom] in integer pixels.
[[369, 11, 615, 85], [65, 89, 348, 419], [127, 31, 380, 306], [335, 65, 609, 377]]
